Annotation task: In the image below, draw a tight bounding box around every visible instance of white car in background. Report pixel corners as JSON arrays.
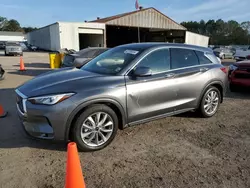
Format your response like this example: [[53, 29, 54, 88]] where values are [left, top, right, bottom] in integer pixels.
[[4, 41, 23, 56], [234, 46, 250, 61]]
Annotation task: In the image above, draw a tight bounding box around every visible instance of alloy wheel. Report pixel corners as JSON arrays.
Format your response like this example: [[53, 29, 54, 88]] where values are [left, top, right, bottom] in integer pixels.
[[204, 90, 219, 115], [80, 112, 114, 147]]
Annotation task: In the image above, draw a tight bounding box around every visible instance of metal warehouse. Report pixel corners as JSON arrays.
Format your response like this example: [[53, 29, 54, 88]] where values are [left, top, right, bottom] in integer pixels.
[[0, 31, 26, 42], [27, 7, 209, 51]]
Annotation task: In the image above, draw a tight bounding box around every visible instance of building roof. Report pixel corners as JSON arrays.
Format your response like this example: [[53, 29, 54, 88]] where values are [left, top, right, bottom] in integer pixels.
[[0, 31, 24, 36], [90, 7, 186, 30]]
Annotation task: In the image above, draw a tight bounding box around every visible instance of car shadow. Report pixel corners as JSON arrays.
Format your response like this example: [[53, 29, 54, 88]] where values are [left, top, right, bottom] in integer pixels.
[[225, 89, 250, 100], [13, 62, 50, 69], [8, 69, 51, 77], [0, 88, 67, 151]]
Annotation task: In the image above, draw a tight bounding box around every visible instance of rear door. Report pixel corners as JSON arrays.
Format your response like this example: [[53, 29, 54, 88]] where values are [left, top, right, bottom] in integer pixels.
[[169, 48, 214, 111]]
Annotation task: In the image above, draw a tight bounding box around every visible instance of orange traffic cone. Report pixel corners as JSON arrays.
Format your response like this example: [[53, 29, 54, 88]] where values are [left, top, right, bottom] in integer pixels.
[[0, 104, 7, 118], [19, 56, 26, 71], [65, 142, 86, 188]]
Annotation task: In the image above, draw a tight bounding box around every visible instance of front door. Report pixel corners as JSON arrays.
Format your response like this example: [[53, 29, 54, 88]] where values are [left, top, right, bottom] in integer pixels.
[[125, 48, 177, 123]]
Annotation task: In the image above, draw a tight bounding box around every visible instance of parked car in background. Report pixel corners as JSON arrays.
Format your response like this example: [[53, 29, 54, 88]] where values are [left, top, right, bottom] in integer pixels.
[[234, 46, 250, 61], [15, 43, 227, 151], [20, 42, 28, 51], [0, 41, 5, 49], [4, 41, 23, 56], [0, 64, 5, 80], [213, 47, 234, 59], [61, 47, 109, 68], [228, 60, 250, 91], [27, 44, 38, 51]]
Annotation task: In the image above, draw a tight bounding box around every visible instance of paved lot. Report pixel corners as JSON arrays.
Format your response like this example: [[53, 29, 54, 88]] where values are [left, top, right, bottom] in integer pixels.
[[0, 51, 250, 188]]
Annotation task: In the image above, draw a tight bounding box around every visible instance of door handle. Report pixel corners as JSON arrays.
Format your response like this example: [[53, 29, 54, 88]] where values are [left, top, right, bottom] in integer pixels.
[[200, 67, 209, 72], [165, 73, 175, 78]]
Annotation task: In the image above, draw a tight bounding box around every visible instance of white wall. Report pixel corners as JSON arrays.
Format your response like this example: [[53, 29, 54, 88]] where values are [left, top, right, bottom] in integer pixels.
[[58, 22, 105, 51], [0, 36, 25, 42], [185, 31, 209, 47]]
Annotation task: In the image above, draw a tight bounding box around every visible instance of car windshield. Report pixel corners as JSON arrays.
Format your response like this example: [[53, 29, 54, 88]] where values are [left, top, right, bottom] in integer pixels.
[[81, 47, 144, 75]]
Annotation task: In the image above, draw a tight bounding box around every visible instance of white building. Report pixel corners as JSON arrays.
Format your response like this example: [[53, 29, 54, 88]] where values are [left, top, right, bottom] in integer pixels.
[[0, 31, 26, 42], [27, 7, 209, 51]]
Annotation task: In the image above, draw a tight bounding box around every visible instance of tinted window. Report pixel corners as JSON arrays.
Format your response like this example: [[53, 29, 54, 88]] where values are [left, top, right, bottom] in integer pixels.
[[137, 49, 170, 73], [171, 48, 199, 69], [195, 51, 212, 65]]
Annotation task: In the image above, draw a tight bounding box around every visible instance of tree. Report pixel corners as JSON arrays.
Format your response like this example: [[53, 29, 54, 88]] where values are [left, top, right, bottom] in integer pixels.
[[22, 27, 37, 33], [0, 16, 8, 31], [241, 21, 250, 34], [3, 19, 23, 32], [181, 19, 250, 45]]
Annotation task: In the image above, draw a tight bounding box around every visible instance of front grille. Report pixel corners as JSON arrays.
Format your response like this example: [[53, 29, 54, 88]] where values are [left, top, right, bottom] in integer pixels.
[[16, 94, 24, 113]]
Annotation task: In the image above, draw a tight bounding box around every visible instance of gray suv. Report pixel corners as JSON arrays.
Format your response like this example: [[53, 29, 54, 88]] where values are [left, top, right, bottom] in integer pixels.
[[16, 43, 227, 151]]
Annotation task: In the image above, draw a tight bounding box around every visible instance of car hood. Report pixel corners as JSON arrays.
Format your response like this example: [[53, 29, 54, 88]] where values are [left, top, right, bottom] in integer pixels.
[[17, 67, 102, 97]]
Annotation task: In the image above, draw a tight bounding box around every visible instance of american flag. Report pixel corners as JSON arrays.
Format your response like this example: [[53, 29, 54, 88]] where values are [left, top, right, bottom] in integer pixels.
[[135, 0, 139, 10]]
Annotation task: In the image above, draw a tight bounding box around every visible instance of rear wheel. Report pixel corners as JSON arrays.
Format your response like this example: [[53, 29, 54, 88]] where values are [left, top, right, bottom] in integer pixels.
[[199, 86, 221, 118], [72, 104, 118, 152]]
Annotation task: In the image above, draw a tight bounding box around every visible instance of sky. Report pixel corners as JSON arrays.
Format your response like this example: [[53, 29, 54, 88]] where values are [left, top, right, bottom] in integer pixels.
[[1, 0, 250, 27]]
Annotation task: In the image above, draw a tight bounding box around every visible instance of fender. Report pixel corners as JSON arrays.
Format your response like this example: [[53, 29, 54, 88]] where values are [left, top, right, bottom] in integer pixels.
[[64, 98, 127, 141], [196, 80, 225, 109]]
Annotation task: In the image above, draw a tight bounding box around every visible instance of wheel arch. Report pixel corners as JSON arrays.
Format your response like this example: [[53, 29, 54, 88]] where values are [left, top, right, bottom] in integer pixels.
[[197, 80, 224, 109], [65, 98, 127, 141]]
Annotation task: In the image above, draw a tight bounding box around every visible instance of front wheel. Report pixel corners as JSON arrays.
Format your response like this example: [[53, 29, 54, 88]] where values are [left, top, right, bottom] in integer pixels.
[[199, 86, 221, 118], [72, 104, 118, 152]]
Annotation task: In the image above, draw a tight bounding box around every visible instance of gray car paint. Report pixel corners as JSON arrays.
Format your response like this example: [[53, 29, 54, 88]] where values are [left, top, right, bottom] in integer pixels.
[[16, 43, 227, 141]]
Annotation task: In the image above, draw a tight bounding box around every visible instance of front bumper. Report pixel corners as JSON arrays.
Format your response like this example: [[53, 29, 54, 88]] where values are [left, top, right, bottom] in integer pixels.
[[15, 89, 77, 141], [6, 51, 22, 55]]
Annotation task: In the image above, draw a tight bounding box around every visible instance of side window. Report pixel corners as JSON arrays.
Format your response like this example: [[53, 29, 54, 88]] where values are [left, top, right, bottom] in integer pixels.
[[195, 51, 213, 65], [170, 48, 199, 69], [136, 49, 170, 74]]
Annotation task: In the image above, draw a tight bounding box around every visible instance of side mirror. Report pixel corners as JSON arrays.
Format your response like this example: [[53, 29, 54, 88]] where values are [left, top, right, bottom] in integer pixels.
[[133, 67, 152, 77]]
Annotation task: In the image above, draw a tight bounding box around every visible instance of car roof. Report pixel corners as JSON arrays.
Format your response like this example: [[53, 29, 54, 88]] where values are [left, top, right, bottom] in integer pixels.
[[117, 43, 212, 53]]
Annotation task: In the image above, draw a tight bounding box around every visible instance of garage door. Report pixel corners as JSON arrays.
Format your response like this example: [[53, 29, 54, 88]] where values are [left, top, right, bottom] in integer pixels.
[[78, 28, 103, 34]]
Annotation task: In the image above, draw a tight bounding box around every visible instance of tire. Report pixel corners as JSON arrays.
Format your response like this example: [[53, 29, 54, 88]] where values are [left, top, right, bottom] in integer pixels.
[[72, 104, 118, 152], [229, 84, 237, 92], [199, 86, 221, 118]]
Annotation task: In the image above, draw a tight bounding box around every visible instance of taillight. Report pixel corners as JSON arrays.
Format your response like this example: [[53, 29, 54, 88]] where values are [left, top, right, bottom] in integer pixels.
[[220, 67, 227, 74]]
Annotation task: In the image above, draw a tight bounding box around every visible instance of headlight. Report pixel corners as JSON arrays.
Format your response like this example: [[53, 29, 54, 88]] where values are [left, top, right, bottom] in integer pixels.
[[28, 93, 75, 105]]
